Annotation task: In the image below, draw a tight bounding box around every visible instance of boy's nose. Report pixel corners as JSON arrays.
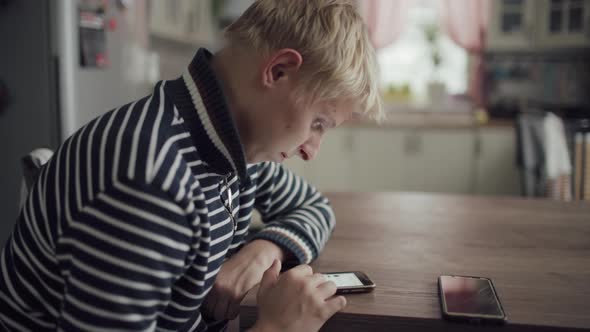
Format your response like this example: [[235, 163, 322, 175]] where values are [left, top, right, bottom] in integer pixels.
[[298, 136, 321, 161]]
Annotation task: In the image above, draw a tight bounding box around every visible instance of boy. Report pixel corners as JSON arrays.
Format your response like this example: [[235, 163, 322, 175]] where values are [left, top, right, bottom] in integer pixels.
[[0, 0, 382, 331]]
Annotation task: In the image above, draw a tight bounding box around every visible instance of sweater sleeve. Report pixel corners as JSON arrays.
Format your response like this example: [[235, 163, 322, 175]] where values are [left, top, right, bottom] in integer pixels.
[[56, 181, 195, 331], [251, 162, 336, 264]]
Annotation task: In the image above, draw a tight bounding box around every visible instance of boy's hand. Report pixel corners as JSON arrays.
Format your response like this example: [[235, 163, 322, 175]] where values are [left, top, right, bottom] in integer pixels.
[[203, 239, 285, 321], [249, 260, 346, 332]]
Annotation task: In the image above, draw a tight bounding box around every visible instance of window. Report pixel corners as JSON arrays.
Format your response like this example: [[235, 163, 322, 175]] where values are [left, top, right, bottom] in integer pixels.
[[377, 0, 468, 106]]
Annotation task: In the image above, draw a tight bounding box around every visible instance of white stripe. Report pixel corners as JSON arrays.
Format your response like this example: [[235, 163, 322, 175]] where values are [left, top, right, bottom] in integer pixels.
[[167, 298, 201, 311], [210, 230, 233, 246], [157, 312, 187, 323], [64, 255, 172, 294], [13, 233, 63, 296], [232, 225, 249, 237], [147, 82, 167, 183], [208, 247, 229, 262], [36, 167, 54, 249], [10, 265, 58, 317], [182, 71, 238, 173], [207, 205, 227, 218], [171, 285, 207, 301], [86, 112, 103, 201], [22, 197, 56, 263], [187, 160, 203, 168], [175, 168, 191, 202], [112, 100, 137, 185], [75, 123, 91, 210], [53, 147, 62, 231], [0, 312, 33, 332], [268, 172, 290, 210], [128, 94, 154, 179], [204, 266, 221, 280], [237, 213, 252, 222], [260, 227, 313, 263], [187, 308, 203, 331], [174, 168, 191, 201], [210, 217, 231, 231], [62, 311, 156, 332], [269, 172, 300, 213], [153, 132, 191, 176], [0, 289, 55, 329], [0, 250, 33, 311], [256, 163, 276, 190], [183, 274, 205, 287], [112, 180, 186, 215], [99, 107, 122, 192], [69, 221, 185, 268], [240, 185, 257, 196], [179, 146, 197, 155], [83, 206, 189, 252], [65, 292, 157, 322], [205, 196, 221, 205], [97, 193, 192, 237], [69, 276, 167, 307], [201, 183, 218, 192], [59, 237, 175, 279], [162, 153, 182, 191]]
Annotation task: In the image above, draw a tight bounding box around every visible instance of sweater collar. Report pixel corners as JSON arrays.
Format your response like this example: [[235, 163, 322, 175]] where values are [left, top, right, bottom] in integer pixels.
[[165, 48, 248, 182]]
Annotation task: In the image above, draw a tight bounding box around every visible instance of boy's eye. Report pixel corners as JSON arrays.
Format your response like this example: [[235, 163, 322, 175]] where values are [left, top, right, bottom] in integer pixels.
[[312, 119, 325, 132]]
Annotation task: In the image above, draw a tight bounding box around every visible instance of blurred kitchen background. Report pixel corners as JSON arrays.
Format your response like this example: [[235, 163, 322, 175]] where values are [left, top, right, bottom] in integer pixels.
[[1, 0, 589, 245]]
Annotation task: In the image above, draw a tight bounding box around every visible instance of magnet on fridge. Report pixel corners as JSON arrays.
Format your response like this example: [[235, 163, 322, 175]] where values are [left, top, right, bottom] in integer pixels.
[[79, 9, 108, 68], [108, 18, 117, 31]]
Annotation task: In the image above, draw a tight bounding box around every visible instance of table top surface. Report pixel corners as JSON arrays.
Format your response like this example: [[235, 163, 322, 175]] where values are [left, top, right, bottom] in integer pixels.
[[242, 192, 590, 330]]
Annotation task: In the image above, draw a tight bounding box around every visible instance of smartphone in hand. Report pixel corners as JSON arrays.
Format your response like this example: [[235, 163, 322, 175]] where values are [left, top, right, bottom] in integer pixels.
[[323, 271, 376, 294]]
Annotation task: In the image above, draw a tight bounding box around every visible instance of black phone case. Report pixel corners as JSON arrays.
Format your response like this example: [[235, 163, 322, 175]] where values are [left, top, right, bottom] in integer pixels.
[[438, 275, 507, 325]]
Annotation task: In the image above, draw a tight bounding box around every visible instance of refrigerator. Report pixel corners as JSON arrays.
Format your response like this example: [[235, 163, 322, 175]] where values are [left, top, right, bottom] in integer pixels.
[[0, 0, 155, 246]]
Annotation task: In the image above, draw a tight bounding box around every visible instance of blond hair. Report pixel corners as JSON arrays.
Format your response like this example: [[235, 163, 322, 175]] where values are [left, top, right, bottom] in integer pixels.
[[225, 0, 383, 121]]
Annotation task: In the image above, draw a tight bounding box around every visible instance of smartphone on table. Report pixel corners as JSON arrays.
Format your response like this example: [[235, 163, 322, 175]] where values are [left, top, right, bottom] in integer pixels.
[[438, 275, 507, 325], [323, 271, 376, 294]]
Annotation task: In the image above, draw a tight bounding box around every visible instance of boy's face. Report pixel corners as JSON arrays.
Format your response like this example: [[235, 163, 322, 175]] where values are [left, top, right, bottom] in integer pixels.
[[238, 49, 353, 164], [252, 91, 352, 164]]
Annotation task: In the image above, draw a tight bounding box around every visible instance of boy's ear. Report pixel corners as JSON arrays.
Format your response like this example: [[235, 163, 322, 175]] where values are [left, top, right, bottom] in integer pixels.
[[262, 49, 303, 87]]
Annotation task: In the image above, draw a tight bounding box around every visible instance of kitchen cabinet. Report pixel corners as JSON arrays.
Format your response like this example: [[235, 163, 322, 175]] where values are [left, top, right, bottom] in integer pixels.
[[352, 129, 405, 191], [536, 0, 590, 49], [402, 130, 475, 194], [488, 0, 537, 51], [487, 0, 590, 51], [284, 128, 355, 191], [474, 128, 521, 196], [284, 126, 520, 197]]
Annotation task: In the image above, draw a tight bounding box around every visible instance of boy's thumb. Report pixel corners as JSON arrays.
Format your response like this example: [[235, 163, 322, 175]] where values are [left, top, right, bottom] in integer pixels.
[[260, 259, 281, 292]]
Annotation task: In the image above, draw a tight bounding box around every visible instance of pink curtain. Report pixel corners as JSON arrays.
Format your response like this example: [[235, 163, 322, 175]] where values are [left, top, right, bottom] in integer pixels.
[[441, 0, 490, 106], [358, 0, 410, 50]]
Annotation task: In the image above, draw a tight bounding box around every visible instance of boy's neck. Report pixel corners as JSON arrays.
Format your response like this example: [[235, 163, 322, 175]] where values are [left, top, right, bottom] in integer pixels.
[[211, 47, 253, 163]]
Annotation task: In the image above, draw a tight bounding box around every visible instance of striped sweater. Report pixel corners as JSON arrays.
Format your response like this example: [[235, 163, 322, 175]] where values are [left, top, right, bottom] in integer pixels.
[[0, 49, 335, 332]]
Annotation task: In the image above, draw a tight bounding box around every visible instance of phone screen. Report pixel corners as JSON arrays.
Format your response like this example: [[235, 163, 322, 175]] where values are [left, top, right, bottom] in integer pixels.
[[439, 276, 503, 317], [324, 272, 364, 288]]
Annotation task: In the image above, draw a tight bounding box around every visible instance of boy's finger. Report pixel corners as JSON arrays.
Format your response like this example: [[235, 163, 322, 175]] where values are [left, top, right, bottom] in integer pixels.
[[324, 295, 347, 317], [260, 259, 281, 292], [316, 280, 338, 300]]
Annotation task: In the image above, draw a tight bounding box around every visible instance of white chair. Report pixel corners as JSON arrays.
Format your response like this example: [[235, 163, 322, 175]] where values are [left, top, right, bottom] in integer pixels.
[[20, 148, 54, 209]]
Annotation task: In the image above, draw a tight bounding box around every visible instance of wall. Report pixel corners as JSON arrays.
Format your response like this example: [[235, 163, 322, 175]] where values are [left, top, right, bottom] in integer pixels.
[[0, 1, 59, 246]]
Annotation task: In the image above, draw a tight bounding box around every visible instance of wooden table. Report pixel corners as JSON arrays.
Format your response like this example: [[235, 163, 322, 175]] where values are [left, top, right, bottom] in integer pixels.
[[239, 192, 590, 331]]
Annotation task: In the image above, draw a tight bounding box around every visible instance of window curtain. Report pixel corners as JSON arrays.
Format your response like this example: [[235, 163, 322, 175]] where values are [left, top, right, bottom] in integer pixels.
[[358, 0, 410, 50], [441, 0, 490, 106]]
